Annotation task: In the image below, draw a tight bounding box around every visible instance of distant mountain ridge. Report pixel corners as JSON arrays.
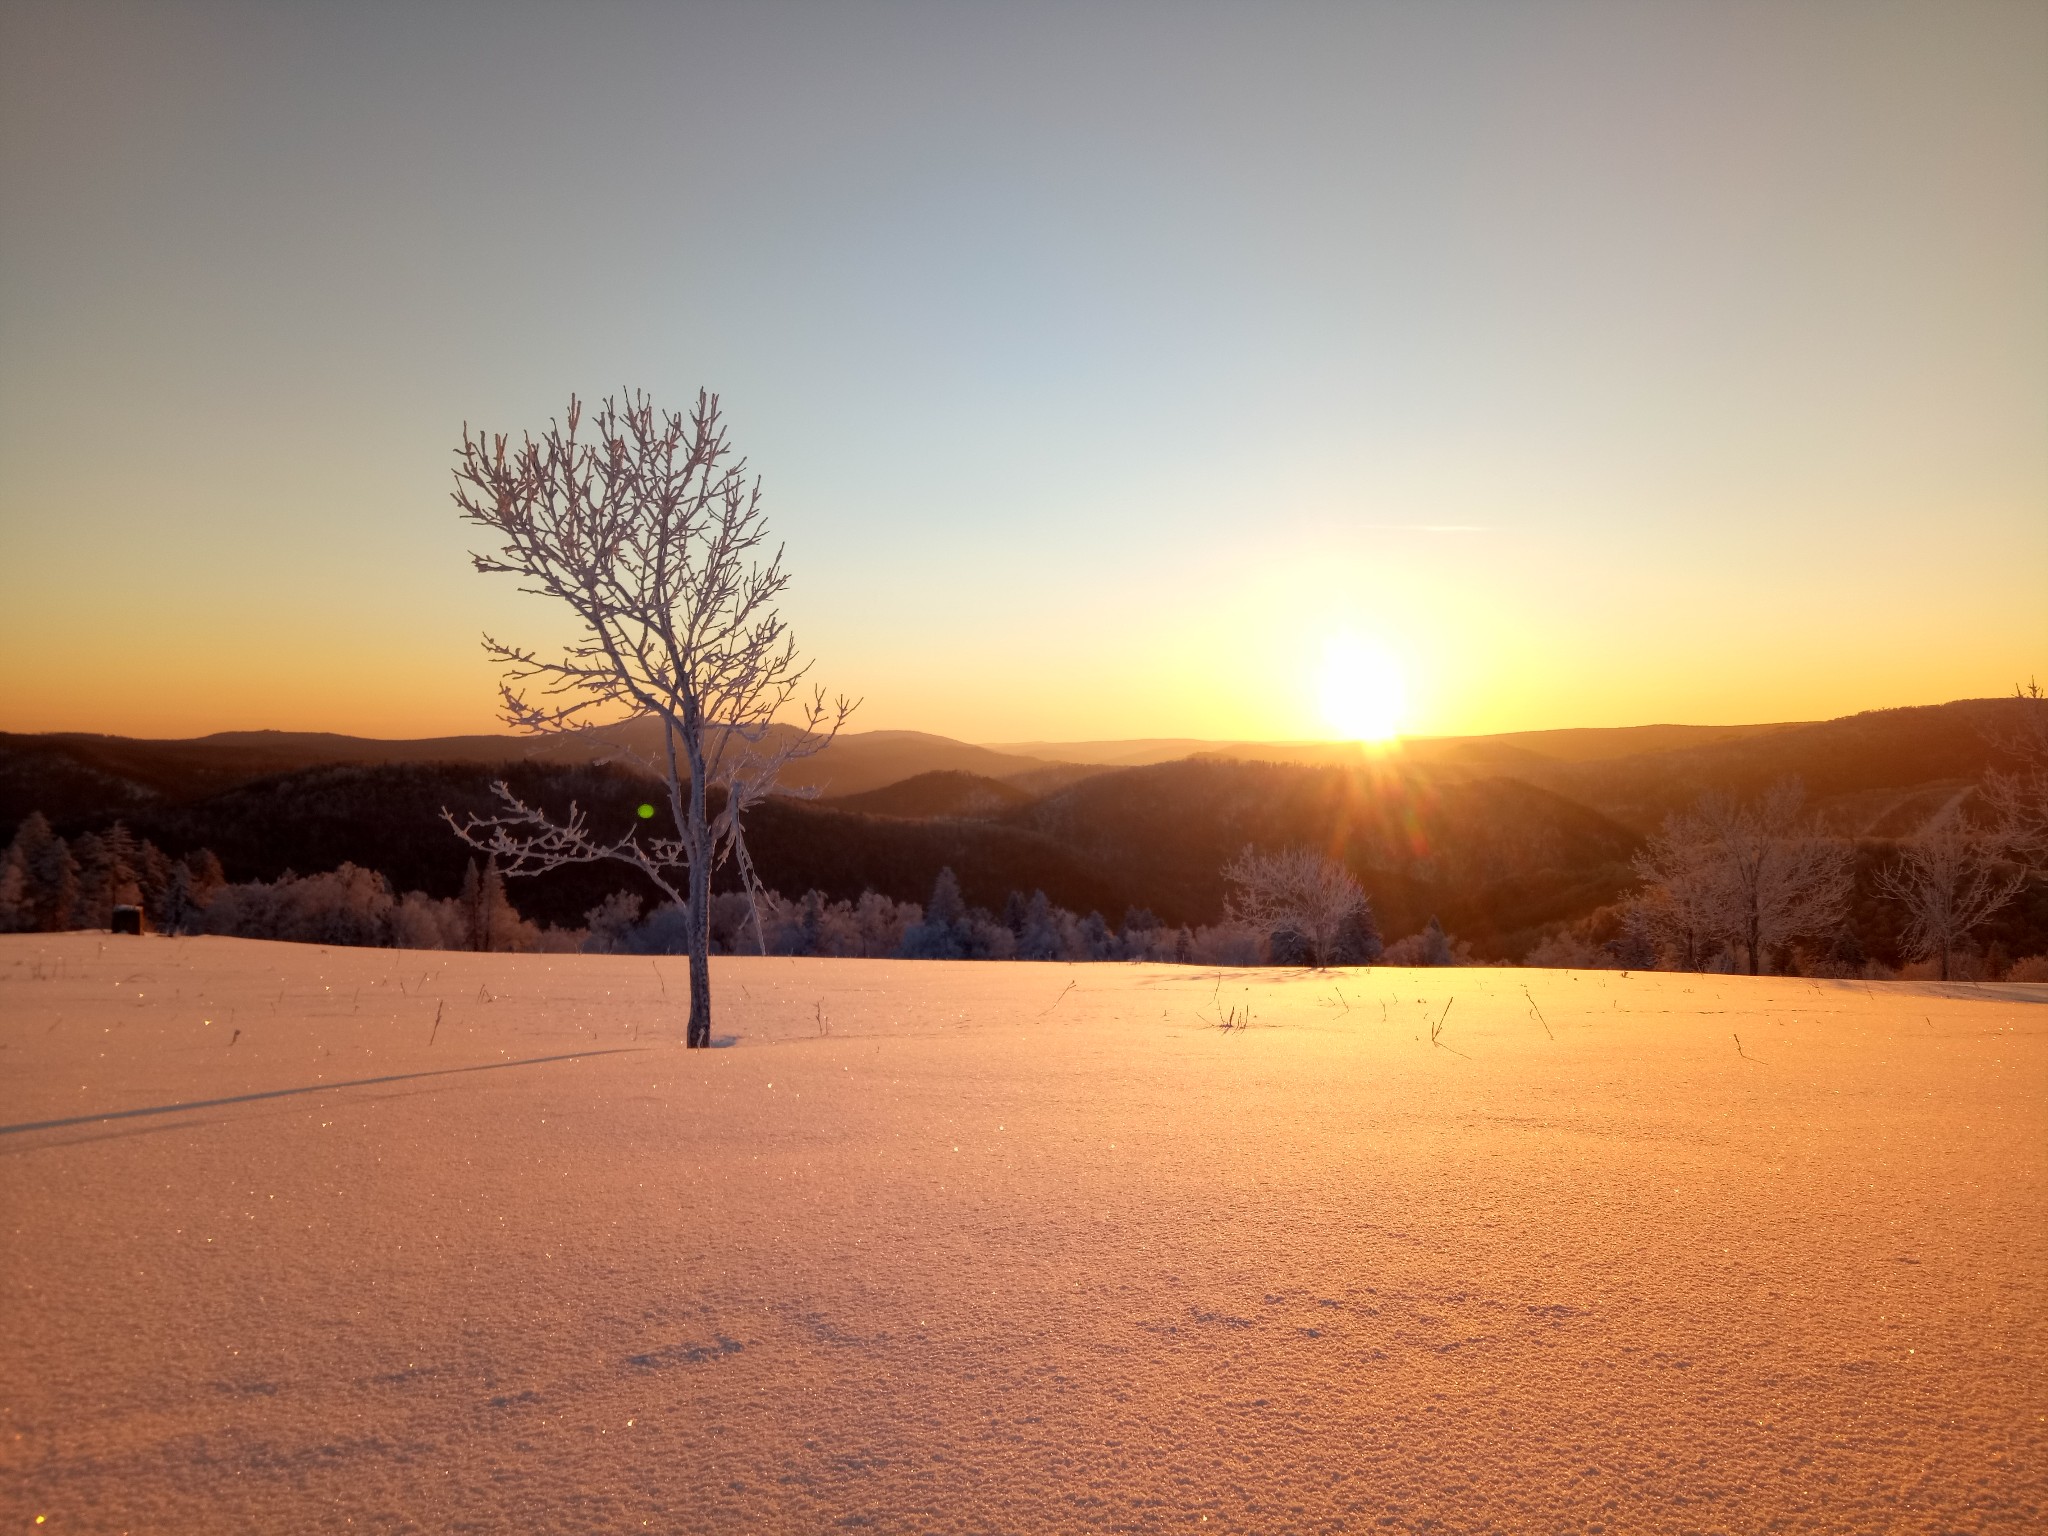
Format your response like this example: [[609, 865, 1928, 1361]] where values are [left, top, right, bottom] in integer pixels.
[[826, 770, 1039, 820], [0, 724, 1080, 817], [3, 698, 2019, 840], [986, 721, 1802, 770]]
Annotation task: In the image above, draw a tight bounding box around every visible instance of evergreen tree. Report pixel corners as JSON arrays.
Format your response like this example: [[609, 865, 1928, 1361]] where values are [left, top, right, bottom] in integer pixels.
[[927, 867, 966, 928], [71, 831, 111, 929], [456, 855, 520, 952], [459, 858, 483, 949], [796, 889, 828, 956], [1267, 926, 1313, 966], [68, 822, 144, 929], [0, 814, 67, 930], [479, 858, 512, 952], [15, 816, 80, 931], [104, 824, 140, 907], [1121, 906, 1162, 939], [901, 868, 969, 959], [137, 840, 174, 925], [1329, 905, 1384, 965], [159, 865, 200, 936], [1016, 890, 1063, 961], [1419, 915, 1454, 967], [0, 849, 27, 932], [1824, 922, 1866, 973], [1073, 910, 1110, 960]]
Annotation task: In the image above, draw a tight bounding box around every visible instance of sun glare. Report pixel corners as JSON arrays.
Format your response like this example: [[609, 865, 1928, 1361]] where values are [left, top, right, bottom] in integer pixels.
[[1318, 635, 1406, 742]]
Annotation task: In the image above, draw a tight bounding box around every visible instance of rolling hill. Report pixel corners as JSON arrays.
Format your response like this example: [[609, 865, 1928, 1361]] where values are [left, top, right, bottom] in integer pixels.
[[1446, 698, 2022, 835], [1001, 757, 1644, 954], [0, 723, 1080, 829], [823, 770, 1039, 820]]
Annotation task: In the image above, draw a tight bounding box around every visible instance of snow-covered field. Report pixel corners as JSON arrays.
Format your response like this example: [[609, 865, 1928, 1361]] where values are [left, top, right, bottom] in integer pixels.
[[4, 934, 2043, 1533]]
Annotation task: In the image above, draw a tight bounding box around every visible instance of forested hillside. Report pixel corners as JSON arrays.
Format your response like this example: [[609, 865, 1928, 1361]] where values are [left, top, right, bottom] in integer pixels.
[[3, 696, 2040, 966]]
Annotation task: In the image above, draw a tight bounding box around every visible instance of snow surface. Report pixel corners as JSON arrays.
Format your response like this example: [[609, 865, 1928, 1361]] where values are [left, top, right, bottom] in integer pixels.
[[3, 935, 2043, 1533]]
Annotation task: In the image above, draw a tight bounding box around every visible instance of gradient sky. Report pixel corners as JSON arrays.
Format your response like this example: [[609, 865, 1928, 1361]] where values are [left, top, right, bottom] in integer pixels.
[[2, 0, 2043, 743]]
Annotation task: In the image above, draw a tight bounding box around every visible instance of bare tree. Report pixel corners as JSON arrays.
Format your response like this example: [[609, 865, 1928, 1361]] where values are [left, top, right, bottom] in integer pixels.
[[1984, 678, 2048, 871], [1876, 807, 2024, 981], [1688, 780, 1853, 975], [1629, 813, 1732, 970], [443, 390, 853, 1047], [1222, 846, 1371, 966]]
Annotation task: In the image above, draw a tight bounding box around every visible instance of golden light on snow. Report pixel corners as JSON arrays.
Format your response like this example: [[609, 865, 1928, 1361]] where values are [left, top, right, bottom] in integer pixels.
[[6, 938, 2039, 1528], [1317, 635, 1406, 742]]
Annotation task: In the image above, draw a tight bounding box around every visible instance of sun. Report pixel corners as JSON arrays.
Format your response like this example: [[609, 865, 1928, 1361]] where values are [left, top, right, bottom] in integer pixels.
[[1317, 635, 1406, 742]]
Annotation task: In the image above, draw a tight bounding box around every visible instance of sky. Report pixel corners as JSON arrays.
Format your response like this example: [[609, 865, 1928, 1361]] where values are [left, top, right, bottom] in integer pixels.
[[1, 0, 2043, 745]]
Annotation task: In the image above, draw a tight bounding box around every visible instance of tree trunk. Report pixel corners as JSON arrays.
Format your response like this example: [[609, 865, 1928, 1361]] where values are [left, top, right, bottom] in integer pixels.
[[686, 911, 713, 1047], [684, 736, 713, 1050]]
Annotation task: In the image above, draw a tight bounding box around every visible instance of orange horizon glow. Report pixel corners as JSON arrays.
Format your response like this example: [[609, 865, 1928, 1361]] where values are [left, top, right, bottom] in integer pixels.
[[0, 657, 2033, 748]]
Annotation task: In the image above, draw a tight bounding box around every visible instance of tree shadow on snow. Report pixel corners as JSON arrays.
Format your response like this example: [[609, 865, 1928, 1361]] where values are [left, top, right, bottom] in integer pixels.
[[0, 1047, 646, 1138]]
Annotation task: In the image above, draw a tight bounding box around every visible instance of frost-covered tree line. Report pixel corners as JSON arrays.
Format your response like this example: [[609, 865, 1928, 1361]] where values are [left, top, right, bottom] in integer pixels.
[[0, 815, 1225, 963], [584, 868, 1209, 962], [0, 809, 1392, 967], [5, 802, 2033, 975], [589, 858, 1424, 966], [0, 813, 574, 951], [1528, 762, 2042, 981]]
